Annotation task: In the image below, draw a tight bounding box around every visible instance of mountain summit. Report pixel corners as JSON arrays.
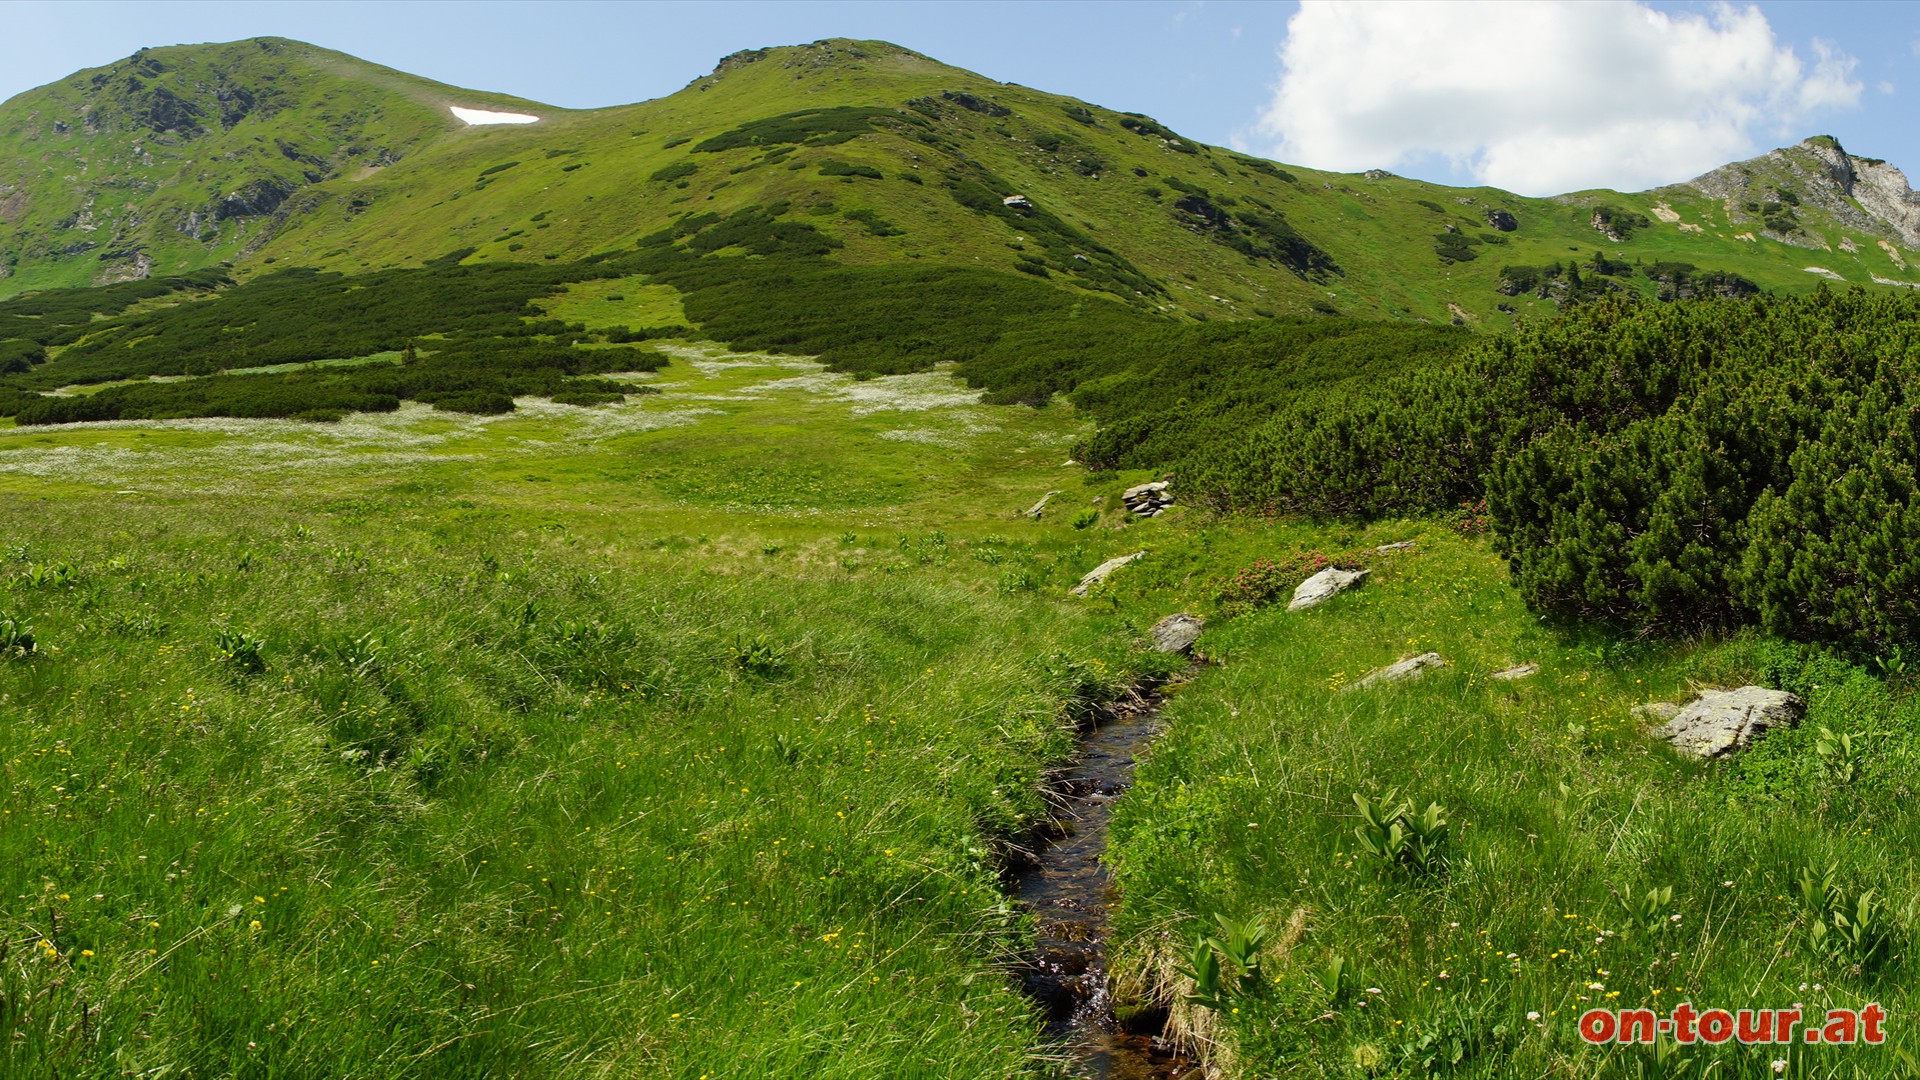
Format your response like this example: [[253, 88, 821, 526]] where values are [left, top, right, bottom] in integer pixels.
[[2, 37, 1916, 322], [1677, 136, 1920, 255]]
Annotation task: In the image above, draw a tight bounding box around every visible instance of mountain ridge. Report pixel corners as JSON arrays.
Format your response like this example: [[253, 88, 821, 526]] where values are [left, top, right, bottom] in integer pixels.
[[2, 36, 1917, 322]]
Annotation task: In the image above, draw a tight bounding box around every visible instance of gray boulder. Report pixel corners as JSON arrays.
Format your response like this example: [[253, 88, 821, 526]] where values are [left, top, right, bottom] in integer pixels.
[[1489, 663, 1538, 681], [1375, 540, 1417, 553], [1649, 686, 1803, 760], [1288, 567, 1370, 611], [1069, 551, 1145, 597], [1348, 652, 1447, 691], [1149, 613, 1204, 654], [1024, 490, 1064, 519], [1631, 701, 1681, 721]]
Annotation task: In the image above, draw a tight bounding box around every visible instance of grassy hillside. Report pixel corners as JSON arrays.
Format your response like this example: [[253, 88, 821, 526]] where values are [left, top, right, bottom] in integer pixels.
[[3, 37, 1918, 324], [0, 37, 549, 291]]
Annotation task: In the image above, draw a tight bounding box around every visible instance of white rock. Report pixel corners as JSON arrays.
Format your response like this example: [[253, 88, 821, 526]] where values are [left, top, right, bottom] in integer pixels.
[[1375, 540, 1417, 553], [1649, 686, 1803, 760], [1489, 663, 1538, 681], [1069, 551, 1145, 597], [1288, 567, 1370, 611], [1348, 652, 1447, 691]]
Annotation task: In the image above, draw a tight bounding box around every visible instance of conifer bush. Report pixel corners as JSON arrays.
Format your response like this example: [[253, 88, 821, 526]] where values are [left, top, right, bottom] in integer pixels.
[[1223, 287, 1920, 648]]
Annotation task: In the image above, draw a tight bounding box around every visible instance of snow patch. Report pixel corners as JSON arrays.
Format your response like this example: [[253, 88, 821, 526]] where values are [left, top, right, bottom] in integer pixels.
[[451, 106, 540, 126]]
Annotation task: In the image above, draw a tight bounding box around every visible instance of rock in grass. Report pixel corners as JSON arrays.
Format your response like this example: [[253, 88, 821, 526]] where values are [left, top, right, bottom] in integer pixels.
[[1024, 490, 1064, 519], [1649, 686, 1803, 760], [1288, 567, 1370, 611], [1069, 551, 1145, 596], [1149, 613, 1204, 654], [1375, 540, 1417, 553], [1348, 652, 1446, 691], [1490, 662, 1538, 680], [1631, 701, 1681, 721]]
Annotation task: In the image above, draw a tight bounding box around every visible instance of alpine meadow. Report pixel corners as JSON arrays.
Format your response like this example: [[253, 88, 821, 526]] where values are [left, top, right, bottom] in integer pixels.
[[4, 30, 1920, 1080]]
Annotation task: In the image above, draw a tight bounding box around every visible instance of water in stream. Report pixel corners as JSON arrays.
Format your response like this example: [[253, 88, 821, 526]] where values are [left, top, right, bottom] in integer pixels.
[[1015, 690, 1202, 1079]]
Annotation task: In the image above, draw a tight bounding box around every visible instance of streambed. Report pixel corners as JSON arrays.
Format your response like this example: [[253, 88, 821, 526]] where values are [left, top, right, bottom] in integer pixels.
[[1015, 689, 1201, 1079]]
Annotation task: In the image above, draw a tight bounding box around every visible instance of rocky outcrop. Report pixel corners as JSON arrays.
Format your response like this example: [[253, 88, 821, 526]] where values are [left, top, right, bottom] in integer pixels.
[[1348, 652, 1446, 691], [215, 177, 295, 220], [1852, 158, 1920, 249], [941, 90, 1010, 117], [1679, 137, 1920, 251], [1484, 208, 1517, 232], [1287, 567, 1368, 611], [1646, 686, 1804, 760], [1148, 613, 1203, 654], [1069, 551, 1145, 597], [1122, 481, 1174, 517], [94, 249, 152, 284]]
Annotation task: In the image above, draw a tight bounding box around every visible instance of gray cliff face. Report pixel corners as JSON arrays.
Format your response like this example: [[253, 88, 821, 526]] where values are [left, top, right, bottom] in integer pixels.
[[1852, 159, 1920, 249], [1682, 137, 1920, 250]]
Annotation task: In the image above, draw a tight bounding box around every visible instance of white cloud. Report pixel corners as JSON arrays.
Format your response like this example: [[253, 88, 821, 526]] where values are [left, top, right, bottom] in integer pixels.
[[1252, 1, 1862, 195]]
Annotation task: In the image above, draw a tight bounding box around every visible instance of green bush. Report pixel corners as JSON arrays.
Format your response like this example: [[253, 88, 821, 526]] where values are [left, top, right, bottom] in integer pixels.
[[817, 159, 884, 180], [430, 390, 516, 415], [549, 391, 624, 407], [691, 106, 905, 153], [1225, 288, 1920, 648], [648, 161, 699, 183]]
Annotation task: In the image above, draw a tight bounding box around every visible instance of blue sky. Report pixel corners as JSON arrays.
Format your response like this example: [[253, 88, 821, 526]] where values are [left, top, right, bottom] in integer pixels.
[[3, 1, 1916, 195]]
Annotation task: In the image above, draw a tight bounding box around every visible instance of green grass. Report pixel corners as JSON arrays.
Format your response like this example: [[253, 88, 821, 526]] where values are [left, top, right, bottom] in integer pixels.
[[535, 276, 689, 330], [0, 349, 1194, 1077], [4, 345, 1915, 1078]]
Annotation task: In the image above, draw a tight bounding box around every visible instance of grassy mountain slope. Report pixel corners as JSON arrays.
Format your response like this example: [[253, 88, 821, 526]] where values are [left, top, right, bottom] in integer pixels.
[[4, 37, 1919, 325], [0, 37, 549, 291]]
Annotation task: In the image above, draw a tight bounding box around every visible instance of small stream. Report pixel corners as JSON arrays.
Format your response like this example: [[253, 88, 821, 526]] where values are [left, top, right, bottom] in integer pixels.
[[1014, 688, 1202, 1079]]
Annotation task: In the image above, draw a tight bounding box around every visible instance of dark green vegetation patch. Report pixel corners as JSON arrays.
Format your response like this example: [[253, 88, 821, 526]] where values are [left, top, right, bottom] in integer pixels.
[[691, 106, 905, 153], [0, 260, 662, 423], [1219, 288, 1920, 649]]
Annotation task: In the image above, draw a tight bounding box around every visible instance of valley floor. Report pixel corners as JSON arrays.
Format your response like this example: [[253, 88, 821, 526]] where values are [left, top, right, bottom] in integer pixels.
[[1, 352, 1912, 1078]]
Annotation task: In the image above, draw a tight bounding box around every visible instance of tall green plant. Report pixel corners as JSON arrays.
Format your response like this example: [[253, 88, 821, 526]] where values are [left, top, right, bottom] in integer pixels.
[[1352, 788, 1449, 877]]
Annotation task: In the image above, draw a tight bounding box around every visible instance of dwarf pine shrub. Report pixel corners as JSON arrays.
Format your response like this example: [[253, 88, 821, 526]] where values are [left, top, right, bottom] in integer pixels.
[[1222, 288, 1920, 649]]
